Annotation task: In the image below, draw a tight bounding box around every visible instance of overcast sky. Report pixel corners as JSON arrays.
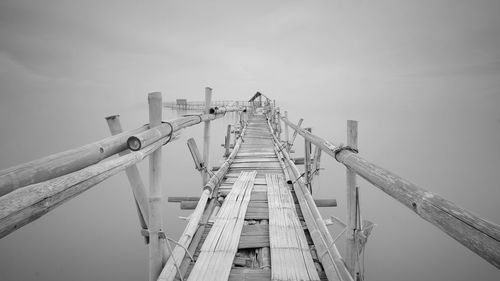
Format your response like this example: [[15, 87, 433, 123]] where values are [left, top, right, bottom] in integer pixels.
[[1, 1, 499, 281]]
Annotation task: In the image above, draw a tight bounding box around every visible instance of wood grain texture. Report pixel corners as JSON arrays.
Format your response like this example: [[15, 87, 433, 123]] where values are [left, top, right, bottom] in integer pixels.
[[282, 115, 500, 269]]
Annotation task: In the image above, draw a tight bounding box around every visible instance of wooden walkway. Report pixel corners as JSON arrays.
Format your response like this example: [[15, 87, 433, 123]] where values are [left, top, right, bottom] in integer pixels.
[[179, 114, 327, 280]]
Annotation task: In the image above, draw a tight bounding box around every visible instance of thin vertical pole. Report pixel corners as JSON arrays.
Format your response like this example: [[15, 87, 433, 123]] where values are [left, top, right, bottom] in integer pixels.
[[346, 120, 359, 278], [202, 87, 212, 185], [224, 124, 231, 157], [276, 108, 281, 141], [284, 111, 290, 149], [304, 127, 312, 193], [148, 92, 165, 281], [105, 115, 149, 243]]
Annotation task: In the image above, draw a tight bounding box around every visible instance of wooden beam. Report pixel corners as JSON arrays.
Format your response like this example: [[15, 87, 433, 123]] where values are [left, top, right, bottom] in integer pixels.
[[148, 92, 165, 281], [202, 87, 212, 185], [345, 120, 358, 277], [305, 127, 312, 193], [0, 124, 148, 197], [105, 115, 149, 243], [282, 116, 500, 269], [0, 138, 167, 239]]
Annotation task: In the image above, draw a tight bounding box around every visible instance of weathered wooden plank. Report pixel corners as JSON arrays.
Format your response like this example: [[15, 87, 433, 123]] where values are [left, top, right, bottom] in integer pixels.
[[231, 163, 282, 169], [232, 158, 280, 163]]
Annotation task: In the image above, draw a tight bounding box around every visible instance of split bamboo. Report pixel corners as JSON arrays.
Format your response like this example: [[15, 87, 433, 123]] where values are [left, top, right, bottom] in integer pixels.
[[187, 171, 256, 281], [266, 174, 320, 281], [157, 118, 248, 281], [281, 116, 500, 269]]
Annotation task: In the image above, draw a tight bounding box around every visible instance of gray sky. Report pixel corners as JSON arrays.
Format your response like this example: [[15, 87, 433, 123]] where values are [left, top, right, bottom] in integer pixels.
[[1, 1, 500, 280]]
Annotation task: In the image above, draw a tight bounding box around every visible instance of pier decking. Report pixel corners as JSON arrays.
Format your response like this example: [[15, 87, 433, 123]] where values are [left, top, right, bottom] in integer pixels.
[[178, 113, 325, 281], [1, 90, 498, 281]]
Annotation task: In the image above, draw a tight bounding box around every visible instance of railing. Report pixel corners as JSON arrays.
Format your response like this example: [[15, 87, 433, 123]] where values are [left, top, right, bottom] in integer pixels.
[[1, 90, 498, 281], [164, 100, 253, 110], [268, 107, 500, 273], [0, 88, 249, 281]]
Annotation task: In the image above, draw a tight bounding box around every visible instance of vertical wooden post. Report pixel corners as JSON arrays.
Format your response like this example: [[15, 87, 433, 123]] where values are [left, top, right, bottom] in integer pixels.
[[105, 115, 149, 243], [304, 127, 312, 193], [202, 87, 212, 185], [148, 92, 165, 281], [284, 111, 290, 149], [289, 118, 304, 152], [346, 120, 359, 278], [276, 108, 281, 141], [224, 124, 231, 157]]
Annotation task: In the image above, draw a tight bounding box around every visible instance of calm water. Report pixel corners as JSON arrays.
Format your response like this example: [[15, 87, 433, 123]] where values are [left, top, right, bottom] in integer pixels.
[[0, 94, 499, 281]]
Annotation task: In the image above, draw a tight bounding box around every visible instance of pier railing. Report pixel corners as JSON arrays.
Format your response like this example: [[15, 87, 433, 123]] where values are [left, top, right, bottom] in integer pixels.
[[1, 89, 499, 281], [265, 106, 500, 273], [0, 88, 250, 281]]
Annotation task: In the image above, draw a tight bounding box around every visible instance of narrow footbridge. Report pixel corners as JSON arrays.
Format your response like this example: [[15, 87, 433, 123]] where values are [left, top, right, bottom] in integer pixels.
[[0, 89, 498, 281]]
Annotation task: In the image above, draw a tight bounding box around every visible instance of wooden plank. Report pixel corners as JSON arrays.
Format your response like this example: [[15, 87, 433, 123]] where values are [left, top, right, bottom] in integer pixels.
[[266, 174, 320, 280], [232, 158, 279, 163], [187, 171, 256, 281], [231, 163, 281, 169]]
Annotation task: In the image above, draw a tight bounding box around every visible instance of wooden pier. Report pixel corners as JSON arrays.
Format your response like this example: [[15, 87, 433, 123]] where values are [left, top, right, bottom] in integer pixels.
[[0, 89, 499, 281]]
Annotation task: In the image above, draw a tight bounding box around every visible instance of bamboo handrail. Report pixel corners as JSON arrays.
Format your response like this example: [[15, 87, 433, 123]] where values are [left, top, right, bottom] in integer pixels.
[[0, 125, 149, 197], [127, 107, 244, 152], [281, 116, 500, 269], [0, 137, 167, 239]]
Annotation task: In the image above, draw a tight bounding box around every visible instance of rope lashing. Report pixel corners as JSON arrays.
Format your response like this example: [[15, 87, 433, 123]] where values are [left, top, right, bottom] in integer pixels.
[[333, 144, 359, 161], [161, 121, 175, 145]]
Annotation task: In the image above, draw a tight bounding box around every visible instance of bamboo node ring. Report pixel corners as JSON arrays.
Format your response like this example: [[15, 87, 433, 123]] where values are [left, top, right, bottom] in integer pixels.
[[333, 145, 358, 161], [161, 121, 174, 145]]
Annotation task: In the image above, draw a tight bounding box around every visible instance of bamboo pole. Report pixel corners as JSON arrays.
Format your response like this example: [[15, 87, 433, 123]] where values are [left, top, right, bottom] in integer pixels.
[[273, 142, 353, 281], [105, 115, 150, 243], [202, 87, 212, 185], [305, 127, 312, 194], [0, 125, 148, 197], [224, 125, 231, 157], [288, 118, 304, 152], [281, 116, 500, 269], [345, 120, 358, 277], [284, 111, 290, 149], [0, 136, 168, 239], [157, 121, 248, 281], [148, 92, 165, 281]]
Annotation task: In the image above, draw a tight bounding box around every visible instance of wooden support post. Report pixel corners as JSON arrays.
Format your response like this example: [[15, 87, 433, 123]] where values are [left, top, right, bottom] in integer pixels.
[[276, 108, 281, 141], [289, 118, 304, 152], [346, 120, 359, 278], [224, 125, 231, 157], [304, 127, 312, 193], [202, 87, 212, 185], [148, 92, 166, 281], [313, 145, 322, 176], [105, 115, 150, 243], [284, 111, 290, 149]]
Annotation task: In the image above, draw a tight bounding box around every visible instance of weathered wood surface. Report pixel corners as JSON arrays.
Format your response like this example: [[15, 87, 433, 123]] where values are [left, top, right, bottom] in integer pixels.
[[282, 116, 500, 269], [187, 171, 256, 281], [266, 174, 320, 281], [0, 124, 148, 197], [345, 120, 358, 276], [148, 92, 165, 281], [0, 138, 166, 239]]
